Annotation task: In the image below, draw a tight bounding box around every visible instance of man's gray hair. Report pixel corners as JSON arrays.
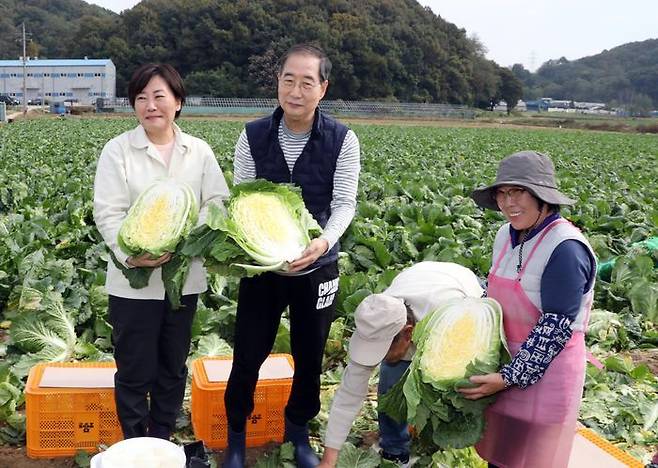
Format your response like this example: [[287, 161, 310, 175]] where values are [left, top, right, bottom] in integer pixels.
[[277, 44, 332, 82]]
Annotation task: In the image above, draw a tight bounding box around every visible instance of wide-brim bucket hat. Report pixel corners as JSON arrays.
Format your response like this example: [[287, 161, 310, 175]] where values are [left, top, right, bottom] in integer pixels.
[[471, 150, 576, 211]]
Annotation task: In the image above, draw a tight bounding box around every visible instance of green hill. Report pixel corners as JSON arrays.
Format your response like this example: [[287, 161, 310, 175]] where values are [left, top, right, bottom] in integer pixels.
[[1, 0, 522, 106], [0, 0, 116, 59], [2, 1, 655, 110], [513, 38, 658, 109]]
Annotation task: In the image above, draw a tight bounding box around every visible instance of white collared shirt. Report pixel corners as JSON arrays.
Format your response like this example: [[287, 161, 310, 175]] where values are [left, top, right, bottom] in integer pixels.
[[93, 124, 229, 299]]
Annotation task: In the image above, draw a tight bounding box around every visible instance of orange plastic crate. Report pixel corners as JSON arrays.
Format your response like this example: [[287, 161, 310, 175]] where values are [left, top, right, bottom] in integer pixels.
[[25, 362, 123, 458], [191, 354, 294, 449]]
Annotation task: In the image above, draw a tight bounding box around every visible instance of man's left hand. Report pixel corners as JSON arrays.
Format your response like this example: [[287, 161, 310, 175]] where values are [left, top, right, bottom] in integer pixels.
[[289, 238, 329, 272]]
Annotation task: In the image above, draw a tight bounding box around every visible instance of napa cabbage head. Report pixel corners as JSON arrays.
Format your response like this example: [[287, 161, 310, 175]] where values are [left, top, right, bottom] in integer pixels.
[[229, 192, 313, 264], [118, 179, 198, 258], [417, 297, 506, 387], [379, 296, 509, 449], [199, 180, 322, 275]]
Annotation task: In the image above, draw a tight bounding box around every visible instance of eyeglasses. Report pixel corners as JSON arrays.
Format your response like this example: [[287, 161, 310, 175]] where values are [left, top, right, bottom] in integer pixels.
[[495, 187, 527, 202], [279, 78, 322, 92]]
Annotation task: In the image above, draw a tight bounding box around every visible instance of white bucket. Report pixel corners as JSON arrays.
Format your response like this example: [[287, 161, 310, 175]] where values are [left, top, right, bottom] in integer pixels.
[[90, 437, 186, 468]]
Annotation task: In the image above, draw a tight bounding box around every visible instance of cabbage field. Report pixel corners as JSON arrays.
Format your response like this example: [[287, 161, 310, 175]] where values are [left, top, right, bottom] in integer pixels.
[[0, 117, 656, 465]]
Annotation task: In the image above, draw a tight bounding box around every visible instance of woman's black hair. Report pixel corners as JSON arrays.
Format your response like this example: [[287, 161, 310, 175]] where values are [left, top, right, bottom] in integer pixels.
[[127, 63, 186, 119], [530, 192, 560, 213], [403, 302, 416, 326]]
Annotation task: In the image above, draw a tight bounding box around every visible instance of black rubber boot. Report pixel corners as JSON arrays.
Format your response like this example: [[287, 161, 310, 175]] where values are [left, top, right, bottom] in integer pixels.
[[222, 427, 245, 468], [184, 440, 211, 467], [284, 417, 319, 468]]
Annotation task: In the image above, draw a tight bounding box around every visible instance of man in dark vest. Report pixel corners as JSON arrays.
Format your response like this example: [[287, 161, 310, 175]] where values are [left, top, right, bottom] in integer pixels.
[[223, 44, 361, 468]]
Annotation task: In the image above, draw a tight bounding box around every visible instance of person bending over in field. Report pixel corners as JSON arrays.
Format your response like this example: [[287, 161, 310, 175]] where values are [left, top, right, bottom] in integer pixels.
[[319, 261, 483, 467]]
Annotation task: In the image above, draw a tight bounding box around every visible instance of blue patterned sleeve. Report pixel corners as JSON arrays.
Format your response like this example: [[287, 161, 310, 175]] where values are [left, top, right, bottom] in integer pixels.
[[500, 313, 573, 389]]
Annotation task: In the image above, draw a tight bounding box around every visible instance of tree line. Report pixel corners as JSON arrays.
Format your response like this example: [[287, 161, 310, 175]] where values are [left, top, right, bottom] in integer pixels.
[[2, 0, 523, 110]]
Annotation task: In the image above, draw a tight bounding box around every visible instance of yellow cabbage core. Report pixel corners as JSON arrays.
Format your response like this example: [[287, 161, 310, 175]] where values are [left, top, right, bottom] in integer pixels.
[[131, 195, 175, 246], [422, 313, 479, 380], [418, 298, 502, 383], [232, 193, 305, 261]]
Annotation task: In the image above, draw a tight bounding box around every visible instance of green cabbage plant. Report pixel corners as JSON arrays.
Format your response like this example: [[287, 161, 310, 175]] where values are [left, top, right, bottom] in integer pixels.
[[112, 179, 199, 309], [118, 179, 198, 258], [380, 297, 509, 450], [183, 180, 322, 278]]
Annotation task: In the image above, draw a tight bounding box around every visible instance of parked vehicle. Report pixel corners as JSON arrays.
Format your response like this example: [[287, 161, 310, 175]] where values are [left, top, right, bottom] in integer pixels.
[[0, 95, 19, 106]]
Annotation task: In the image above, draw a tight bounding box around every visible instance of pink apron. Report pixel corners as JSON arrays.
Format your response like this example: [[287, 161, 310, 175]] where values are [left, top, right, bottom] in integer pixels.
[[475, 220, 587, 468]]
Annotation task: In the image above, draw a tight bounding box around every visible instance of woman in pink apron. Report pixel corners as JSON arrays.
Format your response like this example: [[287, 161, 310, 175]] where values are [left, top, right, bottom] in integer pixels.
[[459, 151, 596, 468]]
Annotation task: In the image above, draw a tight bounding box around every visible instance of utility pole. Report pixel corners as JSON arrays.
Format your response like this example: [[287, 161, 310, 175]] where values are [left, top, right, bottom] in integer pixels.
[[22, 22, 27, 114]]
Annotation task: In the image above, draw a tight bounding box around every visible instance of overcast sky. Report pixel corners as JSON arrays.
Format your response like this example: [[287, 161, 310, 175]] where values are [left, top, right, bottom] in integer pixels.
[[86, 0, 657, 71]]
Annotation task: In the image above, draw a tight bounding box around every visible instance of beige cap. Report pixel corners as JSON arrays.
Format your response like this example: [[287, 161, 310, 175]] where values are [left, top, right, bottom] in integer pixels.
[[348, 294, 407, 366]]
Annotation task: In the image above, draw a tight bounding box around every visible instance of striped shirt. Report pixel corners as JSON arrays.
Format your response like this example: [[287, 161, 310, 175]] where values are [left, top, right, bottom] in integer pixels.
[[233, 119, 360, 252]]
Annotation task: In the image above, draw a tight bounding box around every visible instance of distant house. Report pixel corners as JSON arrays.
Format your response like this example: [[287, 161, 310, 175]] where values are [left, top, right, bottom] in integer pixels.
[[525, 99, 550, 112], [0, 58, 116, 105], [494, 100, 526, 112], [574, 101, 606, 110], [525, 98, 610, 113], [548, 100, 572, 109]]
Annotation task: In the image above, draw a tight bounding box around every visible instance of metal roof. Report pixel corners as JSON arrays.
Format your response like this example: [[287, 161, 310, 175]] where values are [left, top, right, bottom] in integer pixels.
[[0, 59, 113, 67]]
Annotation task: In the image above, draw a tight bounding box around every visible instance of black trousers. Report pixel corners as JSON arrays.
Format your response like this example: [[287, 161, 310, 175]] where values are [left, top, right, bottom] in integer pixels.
[[224, 262, 339, 431], [108, 294, 198, 439]]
